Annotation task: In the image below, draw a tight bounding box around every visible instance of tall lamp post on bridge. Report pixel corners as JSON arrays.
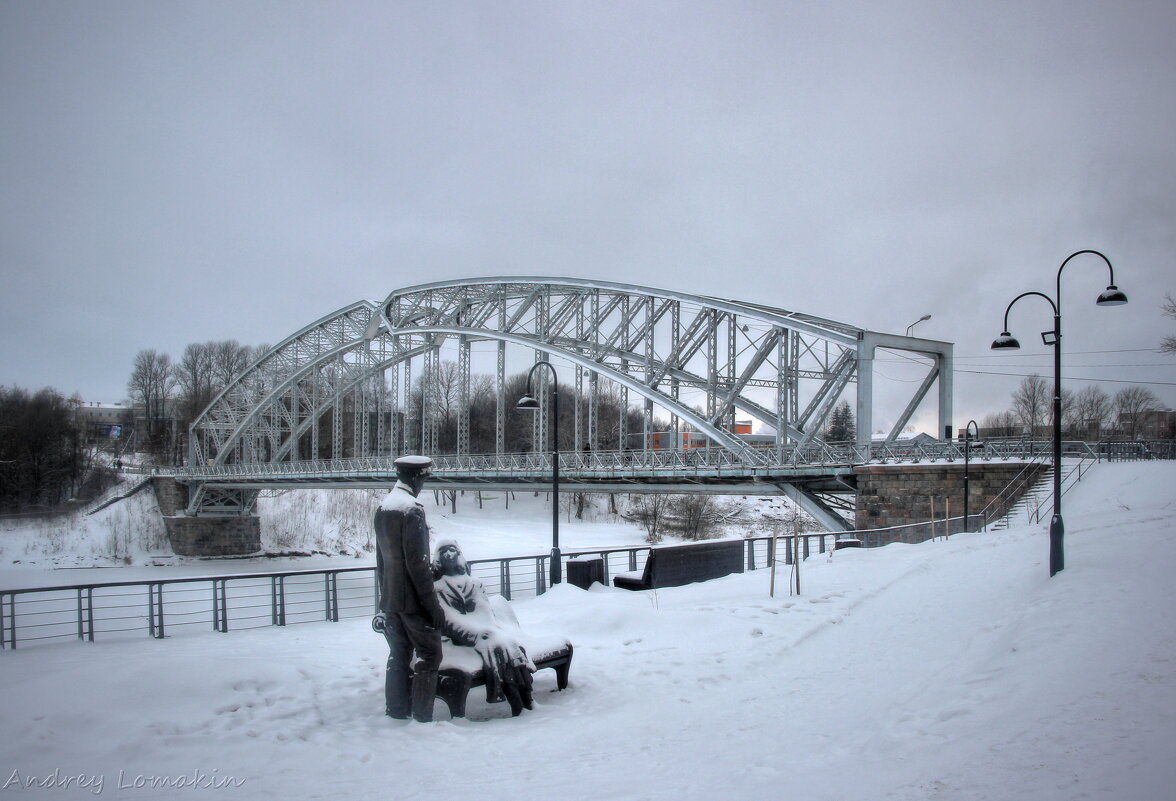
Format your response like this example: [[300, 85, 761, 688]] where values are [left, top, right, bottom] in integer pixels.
[[962, 419, 980, 533], [517, 361, 562, 586], [906, 314, 932, 337], [991, 249, 1128, 577]]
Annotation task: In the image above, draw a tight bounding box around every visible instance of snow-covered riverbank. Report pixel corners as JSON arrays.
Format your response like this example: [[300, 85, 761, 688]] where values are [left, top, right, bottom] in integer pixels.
[[1, 462, 1173, 800]]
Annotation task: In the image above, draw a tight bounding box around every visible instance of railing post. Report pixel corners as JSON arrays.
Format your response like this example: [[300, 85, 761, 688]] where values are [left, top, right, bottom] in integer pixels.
[[271, 576, 287, 626], [536, 558, 546, 596], [325, 573, 339, 622], [77, 588, 85, 641], [148, 583, 164, 639], [747, 539, 756, 571], [500, 560, 512, 601], [76, 588, 94, 642], [213, 580, 228, 632], [0, 592, 11, 649]]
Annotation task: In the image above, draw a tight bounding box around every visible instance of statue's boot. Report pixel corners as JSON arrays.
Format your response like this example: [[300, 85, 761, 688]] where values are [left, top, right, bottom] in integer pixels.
[[385, 661, 410, 719], [503, 684, 524, 717], [411, 671, 438, 723]]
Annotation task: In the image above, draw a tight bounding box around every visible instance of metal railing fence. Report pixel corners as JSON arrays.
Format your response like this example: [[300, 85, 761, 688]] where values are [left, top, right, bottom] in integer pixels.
[[0, 530, 897, 651]]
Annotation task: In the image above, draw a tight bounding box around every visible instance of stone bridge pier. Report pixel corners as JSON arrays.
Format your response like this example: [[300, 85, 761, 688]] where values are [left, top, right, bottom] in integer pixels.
[[854, 462, 1047, 531], [153, 477, 261, 557]]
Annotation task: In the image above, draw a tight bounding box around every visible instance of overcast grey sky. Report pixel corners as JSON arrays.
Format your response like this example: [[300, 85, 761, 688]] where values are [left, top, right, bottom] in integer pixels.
[[2, 0, 1174, 432]]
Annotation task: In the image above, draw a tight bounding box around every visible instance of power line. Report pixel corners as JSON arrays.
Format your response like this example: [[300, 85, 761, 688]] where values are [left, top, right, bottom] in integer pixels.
[[950, 363, 1173, 369], [876, 347, 1166, 363], [956, 368, 1176, 387]]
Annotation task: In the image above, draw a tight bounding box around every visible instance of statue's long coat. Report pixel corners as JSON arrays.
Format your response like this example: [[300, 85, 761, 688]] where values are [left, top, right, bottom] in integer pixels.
[[374, 482, 443, 625]]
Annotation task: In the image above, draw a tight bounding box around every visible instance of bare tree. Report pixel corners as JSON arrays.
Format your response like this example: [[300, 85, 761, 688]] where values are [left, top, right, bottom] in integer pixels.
[[980, 410, 1018, 437], [1113, 385, 1162, 439], [671, 494, 720, 540], [175, 342, 215, 421], [211, 340, 251, 389], [127, 349, 176, 457], [1069, 385, 1112, 439], [1011, 374, 1050, 435], [630, 494, 671, 544], [1162, 294, 1176, 354]]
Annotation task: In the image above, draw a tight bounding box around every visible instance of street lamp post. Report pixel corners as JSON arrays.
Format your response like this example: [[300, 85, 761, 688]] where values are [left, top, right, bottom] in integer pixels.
[[517, 361, 562, 586], [906, 314, 932, 337], [962, 419, 980, 533], [991, 249, 1127, 576]]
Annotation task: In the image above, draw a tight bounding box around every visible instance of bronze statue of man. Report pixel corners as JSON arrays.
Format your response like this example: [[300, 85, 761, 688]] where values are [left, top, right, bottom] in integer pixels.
[[372, 455, 445, 721]]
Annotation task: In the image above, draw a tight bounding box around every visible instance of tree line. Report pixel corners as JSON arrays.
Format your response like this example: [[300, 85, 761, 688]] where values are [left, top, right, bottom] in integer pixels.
[[0, 386, 116, 513], [982, 375, 1170, 440], [126, 341, 267, 460], [124, 340, 657, 462]]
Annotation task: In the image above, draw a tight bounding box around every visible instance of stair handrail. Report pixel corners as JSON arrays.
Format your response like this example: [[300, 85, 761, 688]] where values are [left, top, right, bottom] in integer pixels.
[[978, 454, 1051, 531], [1030, 449, 1100, 524]]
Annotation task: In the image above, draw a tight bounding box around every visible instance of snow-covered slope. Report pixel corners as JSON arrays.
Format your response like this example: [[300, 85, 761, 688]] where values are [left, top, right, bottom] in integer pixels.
[[1, 461, 1173, 800]]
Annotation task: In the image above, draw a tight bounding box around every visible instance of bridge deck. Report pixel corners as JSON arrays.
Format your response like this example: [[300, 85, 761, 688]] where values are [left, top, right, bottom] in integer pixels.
[[174, 440, 1087, 491]]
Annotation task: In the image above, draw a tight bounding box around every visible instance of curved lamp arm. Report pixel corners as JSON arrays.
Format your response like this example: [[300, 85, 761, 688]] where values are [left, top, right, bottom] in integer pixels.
[[1057, 249, 1127, 306], [993, 291, 1059, 348], [1057, 249, 1114, 295], [524, 360, 559, 397], [1002, 291, 1058, 330]]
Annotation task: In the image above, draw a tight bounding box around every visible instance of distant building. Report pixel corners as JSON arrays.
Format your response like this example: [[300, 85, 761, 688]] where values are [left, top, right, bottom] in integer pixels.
[[1115, 409, 1175, 440], [629, 420, 776, 450], [72, 401, 132, 444], [874, 431, 938, 448]]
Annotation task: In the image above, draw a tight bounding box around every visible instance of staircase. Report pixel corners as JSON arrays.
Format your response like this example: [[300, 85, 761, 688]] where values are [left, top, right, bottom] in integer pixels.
[[85, 478, 154, 516], [990, 468, 1053, 530], [987, 457, 1097, 531]]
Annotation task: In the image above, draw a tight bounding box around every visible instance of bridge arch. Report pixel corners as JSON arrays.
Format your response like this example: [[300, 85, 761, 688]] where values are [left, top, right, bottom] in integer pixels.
[[187, 277, 952, 521]]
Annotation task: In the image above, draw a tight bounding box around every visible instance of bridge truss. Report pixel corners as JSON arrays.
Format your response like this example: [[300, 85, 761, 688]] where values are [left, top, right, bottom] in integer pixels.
[[185, 278, 953, 528]]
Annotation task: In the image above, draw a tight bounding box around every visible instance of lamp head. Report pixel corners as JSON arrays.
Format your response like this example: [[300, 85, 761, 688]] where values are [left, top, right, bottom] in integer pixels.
[[1096, 285, 1128, 306], [991, 331, 1021, 350], [516, 394, 540, 411]]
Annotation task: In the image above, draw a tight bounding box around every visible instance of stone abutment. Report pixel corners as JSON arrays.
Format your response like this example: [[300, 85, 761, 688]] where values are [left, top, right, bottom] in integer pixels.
[[152, 478, 261, 557]]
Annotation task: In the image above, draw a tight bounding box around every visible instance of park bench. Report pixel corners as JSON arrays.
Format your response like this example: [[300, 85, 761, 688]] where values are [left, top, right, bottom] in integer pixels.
[[437, 636, 573, 718], [612, 539, 745, 590]]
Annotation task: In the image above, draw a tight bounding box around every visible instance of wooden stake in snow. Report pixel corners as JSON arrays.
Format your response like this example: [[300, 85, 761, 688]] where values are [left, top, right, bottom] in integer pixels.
[[769, 527, 780, 597], [792, 533, 801, 596]]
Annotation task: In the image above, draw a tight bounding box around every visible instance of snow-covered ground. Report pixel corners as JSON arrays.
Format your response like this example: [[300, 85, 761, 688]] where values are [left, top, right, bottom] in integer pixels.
[[2, 462, 1174, 800]]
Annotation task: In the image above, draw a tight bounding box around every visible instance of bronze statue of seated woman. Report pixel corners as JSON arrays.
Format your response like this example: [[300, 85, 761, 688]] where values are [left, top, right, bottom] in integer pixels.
[[433, 538, 536, 715]]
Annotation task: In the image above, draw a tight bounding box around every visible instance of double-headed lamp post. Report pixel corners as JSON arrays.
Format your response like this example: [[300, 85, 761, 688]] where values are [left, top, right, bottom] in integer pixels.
[[517, 361, 561, 586], [991, 249, 1128, 577], [962, 419, 980, 533]]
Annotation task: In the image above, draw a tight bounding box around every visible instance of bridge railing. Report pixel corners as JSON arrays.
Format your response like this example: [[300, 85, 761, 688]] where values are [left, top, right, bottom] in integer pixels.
[[174, 439, 1107, 483]]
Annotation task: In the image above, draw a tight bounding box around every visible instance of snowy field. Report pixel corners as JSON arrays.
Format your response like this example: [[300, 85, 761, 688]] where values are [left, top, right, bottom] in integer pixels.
[[2, 462, 1174, 800]]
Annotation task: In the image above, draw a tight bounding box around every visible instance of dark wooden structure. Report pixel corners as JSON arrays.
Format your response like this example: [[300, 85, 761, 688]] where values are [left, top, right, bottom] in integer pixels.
[[612, 540, 745, 591]]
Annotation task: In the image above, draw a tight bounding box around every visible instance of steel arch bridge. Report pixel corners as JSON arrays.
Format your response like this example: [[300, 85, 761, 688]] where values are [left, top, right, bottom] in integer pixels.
[[181, 277, 953, 529]]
